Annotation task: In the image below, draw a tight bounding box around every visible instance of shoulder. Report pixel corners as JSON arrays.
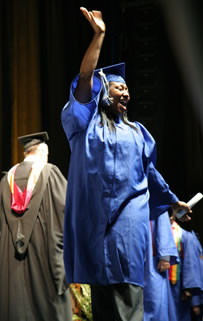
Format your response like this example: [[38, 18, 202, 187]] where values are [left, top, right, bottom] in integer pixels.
[[134, 121, 156, 146], [0, 171, 7, 182], [68, 74, 102, 107], [44, 163, 63, 175], [61, 75, 102, 137], [135, 121, 152, 136], [46, 163, 67, 182]]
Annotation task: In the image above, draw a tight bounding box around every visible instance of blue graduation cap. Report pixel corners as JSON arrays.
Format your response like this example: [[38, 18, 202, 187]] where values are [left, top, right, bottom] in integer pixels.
[[94, 62, 126, 107], [94, 62, 126, 84]]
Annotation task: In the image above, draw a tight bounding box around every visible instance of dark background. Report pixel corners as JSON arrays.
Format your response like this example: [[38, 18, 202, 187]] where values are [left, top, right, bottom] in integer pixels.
[[0, 0, 203, 242]]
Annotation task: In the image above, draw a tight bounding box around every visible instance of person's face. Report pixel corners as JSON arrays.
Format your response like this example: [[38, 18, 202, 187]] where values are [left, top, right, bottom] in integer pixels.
[[109, 82, 130, 117]]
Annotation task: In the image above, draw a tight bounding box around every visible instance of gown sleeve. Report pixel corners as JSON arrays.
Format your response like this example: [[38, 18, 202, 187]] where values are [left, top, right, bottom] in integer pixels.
[[154, 212, 179, 265], [182, 229, 203, 292], [61, 74, 102, 145], [192, 232, 203, 293], [137, 122, 179, 218], [191, 236, 203, 306], [45, 165, 68, 295]]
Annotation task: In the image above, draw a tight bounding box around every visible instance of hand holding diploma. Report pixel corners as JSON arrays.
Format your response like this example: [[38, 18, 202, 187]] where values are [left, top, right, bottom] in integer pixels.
[[170, 192, 203, 222]]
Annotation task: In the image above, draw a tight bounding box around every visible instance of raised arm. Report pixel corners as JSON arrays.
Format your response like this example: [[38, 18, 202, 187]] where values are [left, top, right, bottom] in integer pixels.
[[74, 7, 106, 103]]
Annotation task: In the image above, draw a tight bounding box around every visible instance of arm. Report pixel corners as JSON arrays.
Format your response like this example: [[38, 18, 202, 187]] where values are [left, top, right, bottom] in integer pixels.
[[152, 212, 179, 272], [148, 163, 192, 222], [74, 7, 106, 103], [138, 121, 192, 222]]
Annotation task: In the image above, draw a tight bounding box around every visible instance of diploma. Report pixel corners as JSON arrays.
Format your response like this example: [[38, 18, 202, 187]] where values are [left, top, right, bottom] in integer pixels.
[[176, 192, 203, 218]]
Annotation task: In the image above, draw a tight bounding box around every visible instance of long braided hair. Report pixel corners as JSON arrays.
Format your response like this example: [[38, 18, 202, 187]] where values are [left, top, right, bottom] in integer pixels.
[[98, 83, 138, 132]]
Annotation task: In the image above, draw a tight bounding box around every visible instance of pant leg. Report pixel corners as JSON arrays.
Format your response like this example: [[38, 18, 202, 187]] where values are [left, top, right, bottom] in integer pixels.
[[111, 283, 143, 321], [91, 285, 117, 321], [91, 284, 143, 321]]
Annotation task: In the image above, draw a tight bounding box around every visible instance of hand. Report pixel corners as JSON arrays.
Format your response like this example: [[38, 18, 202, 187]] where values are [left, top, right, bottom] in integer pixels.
[[157, 259, 170, 272], [192, 306, 201, 316], [80, 7, 106, 34], [170, 201, 192, 222], [181, 289, 192, 301]]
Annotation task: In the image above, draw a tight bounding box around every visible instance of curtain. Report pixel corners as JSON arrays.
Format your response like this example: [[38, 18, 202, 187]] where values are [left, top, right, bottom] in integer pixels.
[[0, 0, 41, 170], [0, 0, 118, 175], [11, 0, 41, 164]]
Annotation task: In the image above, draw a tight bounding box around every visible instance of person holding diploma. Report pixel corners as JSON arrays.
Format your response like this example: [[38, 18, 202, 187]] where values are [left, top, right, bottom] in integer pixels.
[[61, 7, 192, 321]]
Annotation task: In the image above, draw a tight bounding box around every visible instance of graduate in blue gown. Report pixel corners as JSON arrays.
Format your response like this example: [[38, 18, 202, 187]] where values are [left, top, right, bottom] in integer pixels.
[[144, 211, 179, 321], [61, 7, 192, 321], [168, 218, 203, 321], [191, 233, 203, 321]]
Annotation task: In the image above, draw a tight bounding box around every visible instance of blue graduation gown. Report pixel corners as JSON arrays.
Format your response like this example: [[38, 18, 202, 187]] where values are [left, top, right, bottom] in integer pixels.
[[168, 223, 203, 321], [191, 234, 203, 320], [144, 212, 179, 321], [61, 74, 179, 286]]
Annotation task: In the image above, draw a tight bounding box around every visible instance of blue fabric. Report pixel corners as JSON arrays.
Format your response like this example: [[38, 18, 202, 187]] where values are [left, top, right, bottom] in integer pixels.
[[191, 232, 203, 293], [192, 292, 203, 306], [94, 62, 126, 82], [144, 212, 179, 321], [168, 227, 203, 321], [106, 74, 125, 83], [61, 75, 179, 286], [191, 232, 203, 321]]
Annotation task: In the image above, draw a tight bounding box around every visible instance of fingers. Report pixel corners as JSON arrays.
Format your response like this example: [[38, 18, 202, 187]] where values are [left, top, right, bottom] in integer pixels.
[[171, 201, 193, 222], [80, 7, 102, 21], [192, 306, 201, 316], [181, 290, 192, 300], [157, 261, 170, 272], [158, 265, 168, 272], [92, 10, 103, 19], [184, 205, 192, 214], [80, 7, 93, 22], [179, 214, 192, 222]]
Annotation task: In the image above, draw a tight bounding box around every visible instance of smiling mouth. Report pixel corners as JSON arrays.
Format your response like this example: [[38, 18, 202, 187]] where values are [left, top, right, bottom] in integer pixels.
[[119, 101, 127, 110]]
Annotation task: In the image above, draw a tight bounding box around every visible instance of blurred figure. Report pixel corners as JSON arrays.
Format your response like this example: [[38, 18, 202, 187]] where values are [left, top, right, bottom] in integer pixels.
[[0, 132, 72, 321], [144, 211, 179, 321], [168, 216, 202, 321], [191, 234, 203, 321]]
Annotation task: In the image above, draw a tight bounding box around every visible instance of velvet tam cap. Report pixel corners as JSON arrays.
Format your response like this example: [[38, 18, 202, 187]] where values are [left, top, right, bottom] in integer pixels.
[[18, 131, 49, 151]]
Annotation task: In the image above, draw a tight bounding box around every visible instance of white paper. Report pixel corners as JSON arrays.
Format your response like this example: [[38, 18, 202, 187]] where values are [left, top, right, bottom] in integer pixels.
[[176, 192, 203, 218]]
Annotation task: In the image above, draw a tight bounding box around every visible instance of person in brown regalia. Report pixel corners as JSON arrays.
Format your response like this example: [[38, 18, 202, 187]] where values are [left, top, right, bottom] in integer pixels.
[[0, 132, 72, 321]]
